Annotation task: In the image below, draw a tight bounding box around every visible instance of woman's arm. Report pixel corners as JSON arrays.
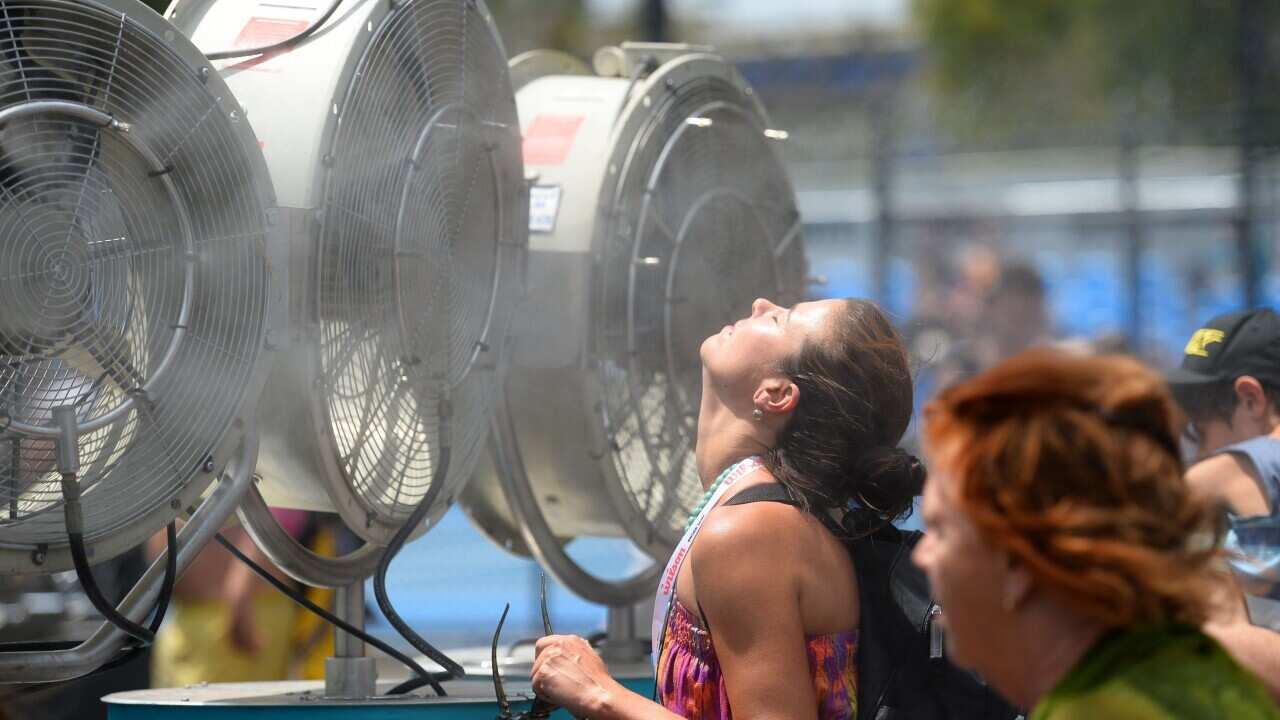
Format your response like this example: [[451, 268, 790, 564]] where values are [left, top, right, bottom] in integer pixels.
[[1205, 620, 1280, 701], [690, 504, 819, 720]]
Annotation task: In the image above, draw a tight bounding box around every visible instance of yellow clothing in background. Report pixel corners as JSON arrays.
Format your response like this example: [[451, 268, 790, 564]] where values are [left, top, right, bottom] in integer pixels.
[[151, 593, 297, 687], [290, 524, 338, 680]]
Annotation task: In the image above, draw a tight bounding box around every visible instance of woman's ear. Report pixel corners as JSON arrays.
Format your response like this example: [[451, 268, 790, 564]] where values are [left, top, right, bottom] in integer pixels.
[[753, 376, 799, 417], [1001, 553, 1033, 613]]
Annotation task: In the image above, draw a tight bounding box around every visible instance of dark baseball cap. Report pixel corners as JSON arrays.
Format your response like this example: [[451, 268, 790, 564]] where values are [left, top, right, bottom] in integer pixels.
[[1166, 308, 1280, 390]]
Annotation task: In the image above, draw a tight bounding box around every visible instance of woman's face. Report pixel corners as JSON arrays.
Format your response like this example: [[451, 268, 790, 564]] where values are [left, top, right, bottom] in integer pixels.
[[912, 441, 1016, 675], [700, 298, 842, 399]]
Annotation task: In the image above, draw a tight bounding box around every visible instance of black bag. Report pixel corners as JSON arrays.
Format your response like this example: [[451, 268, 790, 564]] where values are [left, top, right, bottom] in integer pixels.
[[724, 485, 1023, 720]]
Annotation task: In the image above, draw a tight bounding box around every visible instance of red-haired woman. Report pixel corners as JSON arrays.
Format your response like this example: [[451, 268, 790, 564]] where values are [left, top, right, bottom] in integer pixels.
[[913, 350, 1280, 719]]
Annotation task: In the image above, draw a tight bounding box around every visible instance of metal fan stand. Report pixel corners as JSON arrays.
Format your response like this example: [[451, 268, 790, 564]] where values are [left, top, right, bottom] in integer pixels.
[[0, 432, 258, 683], [236, 485, 382, 698]]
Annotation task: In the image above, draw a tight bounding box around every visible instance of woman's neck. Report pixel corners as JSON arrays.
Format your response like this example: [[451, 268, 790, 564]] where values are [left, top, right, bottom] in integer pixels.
[[990, 602, 1107, 710], [695, 401, 769, 489]]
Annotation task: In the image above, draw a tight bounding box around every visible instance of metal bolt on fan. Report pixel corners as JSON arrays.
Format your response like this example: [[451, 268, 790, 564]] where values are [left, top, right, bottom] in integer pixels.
[[0, 0, 278, 683], [168, 0, 525, 559], [461, 43, 808, 607]]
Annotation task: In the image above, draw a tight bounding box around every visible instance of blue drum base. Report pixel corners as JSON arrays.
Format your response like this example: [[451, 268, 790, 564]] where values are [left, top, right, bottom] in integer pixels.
[[105, 675, 656, 719]]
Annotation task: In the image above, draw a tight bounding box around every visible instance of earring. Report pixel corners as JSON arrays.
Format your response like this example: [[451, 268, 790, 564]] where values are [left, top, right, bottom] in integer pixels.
[[752, 408, 763, 421]]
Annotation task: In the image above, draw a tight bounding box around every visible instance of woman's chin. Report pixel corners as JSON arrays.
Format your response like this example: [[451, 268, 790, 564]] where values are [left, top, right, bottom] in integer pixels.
[[699, 334, 716, 359]]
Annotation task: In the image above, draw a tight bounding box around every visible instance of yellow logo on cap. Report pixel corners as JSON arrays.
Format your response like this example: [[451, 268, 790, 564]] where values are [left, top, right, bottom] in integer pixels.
[[1185, 328, 1226, 358]]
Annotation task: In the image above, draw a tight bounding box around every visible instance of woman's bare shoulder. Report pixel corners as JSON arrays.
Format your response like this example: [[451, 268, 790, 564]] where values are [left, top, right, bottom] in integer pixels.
[[693, 498, 807, 572]]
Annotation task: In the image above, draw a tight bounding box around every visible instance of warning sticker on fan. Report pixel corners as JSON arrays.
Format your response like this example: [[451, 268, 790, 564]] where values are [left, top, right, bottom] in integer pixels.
[[529, 185, 562, 234], [523, 115, 584, 166], [235, 17, 310, 49], [220, 17, 309, 72], [219, 0, 323, 72]]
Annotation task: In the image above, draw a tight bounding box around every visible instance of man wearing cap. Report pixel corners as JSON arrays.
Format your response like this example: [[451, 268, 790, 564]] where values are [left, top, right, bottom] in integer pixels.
[[1168, 307, 1280, 697]]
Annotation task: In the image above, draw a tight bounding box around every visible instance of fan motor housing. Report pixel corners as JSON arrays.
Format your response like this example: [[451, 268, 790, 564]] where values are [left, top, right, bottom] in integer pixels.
[[169, 0, 525, 546], [0, 0, 280, 573], [463, 46, 807, 561]]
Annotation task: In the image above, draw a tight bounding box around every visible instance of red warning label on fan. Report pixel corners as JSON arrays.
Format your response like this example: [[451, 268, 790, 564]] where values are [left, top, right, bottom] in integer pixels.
[[222, 16, 309, 72], [236, 17, 309, 49], [523, 115, 585, 166]]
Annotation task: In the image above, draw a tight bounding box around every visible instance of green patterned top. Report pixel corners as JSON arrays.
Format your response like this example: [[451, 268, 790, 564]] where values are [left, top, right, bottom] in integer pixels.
[[1031, 624, 1280, 720]]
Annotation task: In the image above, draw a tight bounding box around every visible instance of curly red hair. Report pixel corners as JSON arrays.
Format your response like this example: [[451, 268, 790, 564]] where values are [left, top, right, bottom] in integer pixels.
[[923, 350, 1225, 627]]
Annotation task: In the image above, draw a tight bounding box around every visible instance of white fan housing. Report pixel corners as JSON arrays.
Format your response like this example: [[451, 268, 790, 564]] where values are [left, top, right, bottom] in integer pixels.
[[462, 44, 807, 599], [168, 0, 525, 546], [0, 0, 278, 574]]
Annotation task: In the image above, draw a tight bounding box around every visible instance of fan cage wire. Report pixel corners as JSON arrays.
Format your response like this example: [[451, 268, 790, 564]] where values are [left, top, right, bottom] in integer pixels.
[[0, 0, 270, 548], [317, 0, 520, 528], [597, 73, 806, 547]]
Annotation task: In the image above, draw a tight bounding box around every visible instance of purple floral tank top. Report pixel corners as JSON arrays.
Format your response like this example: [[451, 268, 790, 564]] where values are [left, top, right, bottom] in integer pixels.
[[655, 599, 859, 720]]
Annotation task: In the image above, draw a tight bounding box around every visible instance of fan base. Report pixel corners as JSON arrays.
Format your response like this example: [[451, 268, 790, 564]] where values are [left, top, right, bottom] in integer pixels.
[[104, 675, 656, 718]]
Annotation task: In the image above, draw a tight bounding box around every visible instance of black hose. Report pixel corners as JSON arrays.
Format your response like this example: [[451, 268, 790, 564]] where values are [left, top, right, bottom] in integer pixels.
[[149, 522, 178, 633], [212, 533, 448, 696], [387, 672, 449, 696], [6, 520, 177, 697], [374, 395, 466, 692], [62, 473, 154, 646], [204, 0, 344, 61]]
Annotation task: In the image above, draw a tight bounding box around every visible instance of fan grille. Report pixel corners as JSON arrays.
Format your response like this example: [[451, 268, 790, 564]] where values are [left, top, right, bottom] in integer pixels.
[[318, 0, 520, 528], [597, 74, 806, 548], [0, 0, 270, 548]]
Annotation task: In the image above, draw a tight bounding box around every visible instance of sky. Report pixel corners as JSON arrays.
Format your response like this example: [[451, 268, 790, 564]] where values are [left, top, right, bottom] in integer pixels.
[[587, 0, 909, 34]]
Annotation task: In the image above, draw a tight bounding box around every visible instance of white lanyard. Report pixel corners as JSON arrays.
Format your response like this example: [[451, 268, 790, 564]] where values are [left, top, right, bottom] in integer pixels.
[[651, 455, 764, 667]]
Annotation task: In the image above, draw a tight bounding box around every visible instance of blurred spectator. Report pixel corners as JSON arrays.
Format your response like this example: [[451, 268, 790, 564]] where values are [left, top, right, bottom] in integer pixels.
[[149, 509, 315, 687], [916, 350, 1278, 717], [1167, 308, 1280, 697], [977, 262, 1052, 367], [905, 244, 1000, 407]]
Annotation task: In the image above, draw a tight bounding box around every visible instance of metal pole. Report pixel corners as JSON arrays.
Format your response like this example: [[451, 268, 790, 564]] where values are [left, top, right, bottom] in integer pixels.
[[642, 0, 668, 42], [325, 581, 377, 698], [599, 604, 648, 664], [870, 92, 895, 306], [1119, 125, 1143, 349], [1235, 0, 1263, 308], [333, 583, 366, 658]]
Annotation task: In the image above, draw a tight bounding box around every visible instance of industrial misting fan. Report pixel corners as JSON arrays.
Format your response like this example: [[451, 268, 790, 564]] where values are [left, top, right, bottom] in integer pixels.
[[461, 41, 808, 681], [0, 0, 279, 690], [98, 0, 529, 716]]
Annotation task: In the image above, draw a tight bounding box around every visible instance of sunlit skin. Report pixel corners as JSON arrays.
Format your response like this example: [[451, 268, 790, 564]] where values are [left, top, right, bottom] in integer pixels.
[[912, 439, 1106, 711], [1184, 376, 1280, 518], [1182, 376, 1280, 700], [531, 298, 860, 720]]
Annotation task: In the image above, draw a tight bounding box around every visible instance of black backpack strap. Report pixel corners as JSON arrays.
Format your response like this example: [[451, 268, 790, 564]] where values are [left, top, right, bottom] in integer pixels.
[[722, 483, 801, 507], [725, 483, 860, 544]]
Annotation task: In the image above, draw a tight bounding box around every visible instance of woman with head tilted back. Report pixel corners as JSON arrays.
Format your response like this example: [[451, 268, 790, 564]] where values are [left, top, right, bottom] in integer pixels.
[[531, 298, 921, 720], [913, 350, 1280, 719]]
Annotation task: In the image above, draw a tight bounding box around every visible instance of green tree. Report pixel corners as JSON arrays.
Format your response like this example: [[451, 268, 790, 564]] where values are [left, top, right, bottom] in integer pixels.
[[913, 0, 1280, 143], [485, 0, 593, 58]]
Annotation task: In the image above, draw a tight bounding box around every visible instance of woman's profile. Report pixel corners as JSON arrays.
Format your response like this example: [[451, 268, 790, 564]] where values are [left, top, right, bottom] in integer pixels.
[[532, 297, 922, 720], [914, 350, 1280, 719]]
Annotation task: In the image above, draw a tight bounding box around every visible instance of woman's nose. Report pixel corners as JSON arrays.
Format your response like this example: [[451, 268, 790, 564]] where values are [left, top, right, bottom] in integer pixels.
[[751, 298, 776, 317]]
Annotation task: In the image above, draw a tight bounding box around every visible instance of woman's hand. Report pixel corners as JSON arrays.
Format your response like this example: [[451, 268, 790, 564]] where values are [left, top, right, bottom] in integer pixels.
[[531, 634, 618, 718]]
